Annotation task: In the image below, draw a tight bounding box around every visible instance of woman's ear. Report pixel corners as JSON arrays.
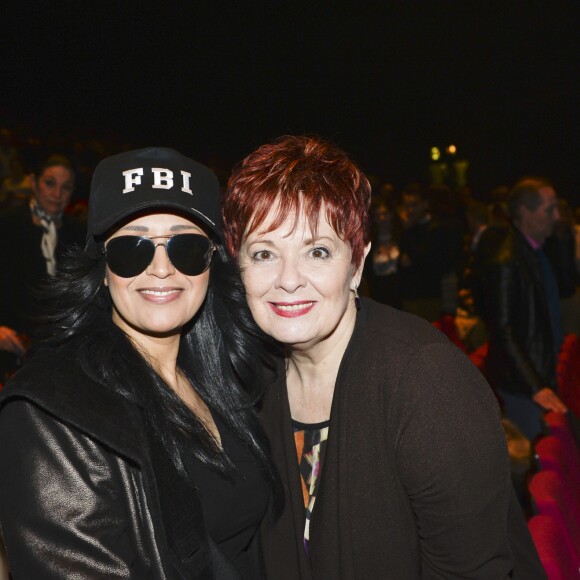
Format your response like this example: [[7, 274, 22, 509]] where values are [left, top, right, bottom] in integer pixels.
[[353, 242, 372, 287], [362, 241, 372, 261]]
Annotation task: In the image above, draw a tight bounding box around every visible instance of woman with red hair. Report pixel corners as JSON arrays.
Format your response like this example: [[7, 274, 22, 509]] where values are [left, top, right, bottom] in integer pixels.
[[223, 135, 545, 579]]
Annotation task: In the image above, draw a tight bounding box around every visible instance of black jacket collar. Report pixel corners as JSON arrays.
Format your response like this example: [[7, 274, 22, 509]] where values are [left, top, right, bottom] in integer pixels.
[[0, 346, 145, 465]]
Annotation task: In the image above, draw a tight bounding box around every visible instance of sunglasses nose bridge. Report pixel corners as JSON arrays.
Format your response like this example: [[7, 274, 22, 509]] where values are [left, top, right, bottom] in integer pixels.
[[146, 240, 176, 277], [153, 240, 169, 253]]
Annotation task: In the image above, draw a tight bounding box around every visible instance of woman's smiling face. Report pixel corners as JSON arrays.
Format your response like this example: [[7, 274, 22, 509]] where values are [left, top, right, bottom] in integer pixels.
[[104, 213, 211, 343], [239, 203, 366, 353]]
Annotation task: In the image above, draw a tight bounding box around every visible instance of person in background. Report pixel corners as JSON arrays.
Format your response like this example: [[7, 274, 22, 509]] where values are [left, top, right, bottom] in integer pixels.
[[457, 200, 510, 348], [426, 184, 467, 316], [397, 183, 457, 322], [488, 199, 512, 230], [361, 192, 401, 307], [0, 147, 281, 578], [456, 200, 492, 351], [483, 177, 567, 441], [223, 135, 545, 579], [0, 154, 85, 380]]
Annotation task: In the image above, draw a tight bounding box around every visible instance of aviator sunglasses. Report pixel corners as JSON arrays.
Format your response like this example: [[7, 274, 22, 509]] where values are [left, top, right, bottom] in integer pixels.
[[104, 234, 216, 278]]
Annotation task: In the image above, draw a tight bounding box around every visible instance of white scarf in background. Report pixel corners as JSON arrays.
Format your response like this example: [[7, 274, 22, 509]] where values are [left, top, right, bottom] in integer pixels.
[[30, 199, 61, 276]]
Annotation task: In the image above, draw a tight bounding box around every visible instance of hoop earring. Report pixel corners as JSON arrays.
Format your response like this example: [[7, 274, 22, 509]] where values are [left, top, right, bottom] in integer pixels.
[[353, 284, 361, 311]]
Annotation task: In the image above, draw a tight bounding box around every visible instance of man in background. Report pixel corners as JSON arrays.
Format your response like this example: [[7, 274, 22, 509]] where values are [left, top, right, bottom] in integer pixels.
[[484, 177, 567, 440]]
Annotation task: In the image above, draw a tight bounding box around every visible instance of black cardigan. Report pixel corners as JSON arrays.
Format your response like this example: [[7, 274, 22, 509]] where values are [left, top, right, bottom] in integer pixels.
[[259, 298, 545, 579]]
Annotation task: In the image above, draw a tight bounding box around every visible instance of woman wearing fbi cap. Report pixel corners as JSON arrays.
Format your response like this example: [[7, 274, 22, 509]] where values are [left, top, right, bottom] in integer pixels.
[[0, 147, 282, 578]]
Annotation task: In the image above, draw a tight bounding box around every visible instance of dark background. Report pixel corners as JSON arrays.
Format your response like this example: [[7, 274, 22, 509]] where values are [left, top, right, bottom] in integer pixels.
[[2, 1, 579, 198]]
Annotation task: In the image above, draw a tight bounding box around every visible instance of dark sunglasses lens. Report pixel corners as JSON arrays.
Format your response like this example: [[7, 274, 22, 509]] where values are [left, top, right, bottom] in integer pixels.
[[106, 237, 154, 278], [167, 234, 213, 275]]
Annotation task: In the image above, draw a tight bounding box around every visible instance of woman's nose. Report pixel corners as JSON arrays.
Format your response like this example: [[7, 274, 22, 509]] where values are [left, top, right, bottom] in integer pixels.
[[275, 257, 307, 293], [146, 244, 175, 278]]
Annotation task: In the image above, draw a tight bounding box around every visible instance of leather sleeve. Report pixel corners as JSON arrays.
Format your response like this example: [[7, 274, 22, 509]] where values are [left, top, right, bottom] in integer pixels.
[[485, 261, 546, 395], [0, 400, 164, 579]]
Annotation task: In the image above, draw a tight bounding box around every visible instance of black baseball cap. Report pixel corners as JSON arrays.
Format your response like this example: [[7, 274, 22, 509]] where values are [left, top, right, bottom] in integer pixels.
[[86, 147, 221, 252]]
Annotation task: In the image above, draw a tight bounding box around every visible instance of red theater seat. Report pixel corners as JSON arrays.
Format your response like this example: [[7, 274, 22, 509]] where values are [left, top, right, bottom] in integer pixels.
[[544, 411, 580, 455], [528, 470, 580, 560], [528, 515, 580, 579], [535, 435, 580, 505], [557, 335, 580, 416]]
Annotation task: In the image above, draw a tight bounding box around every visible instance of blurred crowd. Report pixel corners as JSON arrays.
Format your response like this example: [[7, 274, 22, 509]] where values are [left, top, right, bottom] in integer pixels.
[[362, 179, 580, 339]]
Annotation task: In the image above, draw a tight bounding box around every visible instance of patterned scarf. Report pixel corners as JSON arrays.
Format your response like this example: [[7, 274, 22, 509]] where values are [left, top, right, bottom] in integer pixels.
[[30, 198, 62, 276]]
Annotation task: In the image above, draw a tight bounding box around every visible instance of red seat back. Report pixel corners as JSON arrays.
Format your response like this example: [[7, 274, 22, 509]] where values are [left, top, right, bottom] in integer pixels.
[[528, 470, 580, 559], [535, 435, 580, 505], [528, 515, 580, 579]]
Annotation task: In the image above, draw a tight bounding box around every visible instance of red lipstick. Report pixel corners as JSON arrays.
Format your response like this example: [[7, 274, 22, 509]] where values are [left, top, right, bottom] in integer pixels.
[[269, 301, 315, 318]]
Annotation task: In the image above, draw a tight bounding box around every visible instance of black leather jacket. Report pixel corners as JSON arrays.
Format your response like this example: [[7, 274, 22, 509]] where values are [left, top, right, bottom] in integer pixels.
[[0, 347, 241, 579], [483, 227, 557, 397]]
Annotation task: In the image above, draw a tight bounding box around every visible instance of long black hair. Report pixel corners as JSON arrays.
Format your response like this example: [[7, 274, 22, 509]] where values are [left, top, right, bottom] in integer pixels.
[[34, 239, 283, 516]]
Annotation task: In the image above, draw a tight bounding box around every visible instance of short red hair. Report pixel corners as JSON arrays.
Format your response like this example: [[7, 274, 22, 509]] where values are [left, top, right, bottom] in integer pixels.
[[223, 135, 372, 267]]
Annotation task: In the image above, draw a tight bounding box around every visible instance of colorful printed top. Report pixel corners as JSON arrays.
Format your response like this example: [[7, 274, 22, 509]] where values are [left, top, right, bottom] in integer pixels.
[[292, 419, 330, 554]]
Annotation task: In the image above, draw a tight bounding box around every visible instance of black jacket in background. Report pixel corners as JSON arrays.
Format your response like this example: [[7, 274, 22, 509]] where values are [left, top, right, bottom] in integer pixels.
[[483, 227, 557, 397], [462, 226, 508, 317]]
